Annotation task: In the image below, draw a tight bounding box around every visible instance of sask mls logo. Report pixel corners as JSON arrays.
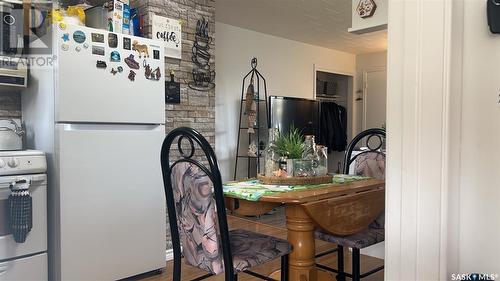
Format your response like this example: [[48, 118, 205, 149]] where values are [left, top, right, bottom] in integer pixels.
[[451, 273, 498, 281]]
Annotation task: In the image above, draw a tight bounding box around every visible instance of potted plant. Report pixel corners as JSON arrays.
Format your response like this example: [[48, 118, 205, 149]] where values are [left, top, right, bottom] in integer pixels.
[[274, 126, 305, 177]]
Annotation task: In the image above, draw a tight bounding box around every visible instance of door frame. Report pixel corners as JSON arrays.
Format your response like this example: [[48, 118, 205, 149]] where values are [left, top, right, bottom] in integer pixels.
[[362, 66, 387, 131], [385, 0, 464, 279]]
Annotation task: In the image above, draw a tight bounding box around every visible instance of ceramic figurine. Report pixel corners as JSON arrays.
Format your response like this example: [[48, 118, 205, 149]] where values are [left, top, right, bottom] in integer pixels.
[[244, 83, 257, 134], [248, 141, 258, 157]]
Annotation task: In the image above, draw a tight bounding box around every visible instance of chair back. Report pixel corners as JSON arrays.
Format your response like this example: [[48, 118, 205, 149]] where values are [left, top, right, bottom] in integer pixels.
[[343, 128, 386, 178], [343, 128, 386, 230], [160, 128, 234, 277]]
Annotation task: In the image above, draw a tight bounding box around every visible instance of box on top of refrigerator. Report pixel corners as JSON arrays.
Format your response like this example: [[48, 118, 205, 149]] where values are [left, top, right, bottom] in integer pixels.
[[122, 3, 130, 35], [105, 0, 126, 33]]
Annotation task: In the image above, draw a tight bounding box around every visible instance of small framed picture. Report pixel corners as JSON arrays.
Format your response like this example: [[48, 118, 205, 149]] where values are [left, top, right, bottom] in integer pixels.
[[165, 80, 180, 104]]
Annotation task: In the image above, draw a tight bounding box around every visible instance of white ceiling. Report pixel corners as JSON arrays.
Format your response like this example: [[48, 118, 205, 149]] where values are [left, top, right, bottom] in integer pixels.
[[216, 0, 387, 55]]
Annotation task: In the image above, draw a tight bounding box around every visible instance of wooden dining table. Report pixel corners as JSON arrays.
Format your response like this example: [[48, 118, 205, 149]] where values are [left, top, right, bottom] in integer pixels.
[[225, 178, 385, 281]]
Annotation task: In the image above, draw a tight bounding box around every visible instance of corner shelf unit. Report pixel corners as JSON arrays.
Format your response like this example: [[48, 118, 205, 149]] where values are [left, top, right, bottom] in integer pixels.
[[233, 59, 269, 180]]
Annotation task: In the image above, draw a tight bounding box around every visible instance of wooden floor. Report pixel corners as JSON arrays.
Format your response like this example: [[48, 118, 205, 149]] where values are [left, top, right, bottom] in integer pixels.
[[127, 215, 384, 281], [240, 206, 287, 229]]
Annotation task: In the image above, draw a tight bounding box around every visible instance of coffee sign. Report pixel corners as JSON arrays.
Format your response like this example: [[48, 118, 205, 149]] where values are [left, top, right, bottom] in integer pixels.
[[152, 15, 182, 59]]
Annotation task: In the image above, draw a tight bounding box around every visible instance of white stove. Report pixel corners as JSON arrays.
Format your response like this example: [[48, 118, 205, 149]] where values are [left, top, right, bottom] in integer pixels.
[[0, 150, 47, 176], [0, 150, 47, 281]]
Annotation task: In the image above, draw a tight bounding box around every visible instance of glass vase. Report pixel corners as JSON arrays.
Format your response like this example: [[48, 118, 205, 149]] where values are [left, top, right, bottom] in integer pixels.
[[302, 135, 317, 160], [264, 128, 280, 177], [315, 145, 328, 176]]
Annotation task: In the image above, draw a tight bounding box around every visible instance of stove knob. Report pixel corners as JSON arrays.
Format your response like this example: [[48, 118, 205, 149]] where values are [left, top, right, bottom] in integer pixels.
[[7, 158, 19, 168], [0, 159, 5, 168]]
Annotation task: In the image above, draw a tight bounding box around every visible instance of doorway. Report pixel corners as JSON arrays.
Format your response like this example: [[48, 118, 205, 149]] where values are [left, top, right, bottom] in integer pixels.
[[313, 66, 354, 173], [363, 67, 387, 130]]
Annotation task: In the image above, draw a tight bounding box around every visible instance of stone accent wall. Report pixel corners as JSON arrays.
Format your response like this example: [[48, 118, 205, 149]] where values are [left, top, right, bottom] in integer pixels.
[[133, 0, 216, 149], [0, 91, 21, 119], [131, 0, 216, 251]]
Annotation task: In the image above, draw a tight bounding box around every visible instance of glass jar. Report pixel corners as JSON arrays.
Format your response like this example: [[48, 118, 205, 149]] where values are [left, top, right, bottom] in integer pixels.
[[303, 135, 319, 175], [291, 159, 315, 177], [302, 135, 317, 160], [315, 145, 328, 176], [264, 128, 280, 177]]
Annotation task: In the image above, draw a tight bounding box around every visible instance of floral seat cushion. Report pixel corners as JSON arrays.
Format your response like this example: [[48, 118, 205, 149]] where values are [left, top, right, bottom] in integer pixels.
[[170, 162, 291, 275], [314, 221, 384, 249], [354, 152, 385, 180], [230, 229, 292, 273]]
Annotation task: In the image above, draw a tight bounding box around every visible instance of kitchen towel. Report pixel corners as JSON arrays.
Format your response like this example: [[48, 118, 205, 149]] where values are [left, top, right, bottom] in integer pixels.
[[9, 181, 32, 243]]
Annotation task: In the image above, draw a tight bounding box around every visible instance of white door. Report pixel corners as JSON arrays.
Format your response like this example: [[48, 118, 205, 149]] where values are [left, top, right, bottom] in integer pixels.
[[54, 25, 165, 124], [57, 124, 166, 280], [363, 68, 387, 130]]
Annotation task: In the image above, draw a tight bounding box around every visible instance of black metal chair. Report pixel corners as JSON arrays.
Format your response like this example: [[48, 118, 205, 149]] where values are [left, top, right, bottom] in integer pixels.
[[160, 127, 291, 281], [314, 128, 386, 281]]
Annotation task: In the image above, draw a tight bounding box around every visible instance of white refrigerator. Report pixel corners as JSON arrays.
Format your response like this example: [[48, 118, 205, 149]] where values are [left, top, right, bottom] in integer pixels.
[[22, 24, 167, 280]]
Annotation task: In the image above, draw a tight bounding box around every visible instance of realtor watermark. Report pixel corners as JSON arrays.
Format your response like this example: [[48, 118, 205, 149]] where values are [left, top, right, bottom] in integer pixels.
[[451, 273, 498, 281], [0, 55, 57, 68], [0, 1, 54, 68]]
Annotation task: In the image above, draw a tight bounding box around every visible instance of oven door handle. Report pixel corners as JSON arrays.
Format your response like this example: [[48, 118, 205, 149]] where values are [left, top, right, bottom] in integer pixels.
[[0, 175, 45, 185], [0, 175, 45, 190], [0, 179, 15, 189], [28, 175, 46, 184]]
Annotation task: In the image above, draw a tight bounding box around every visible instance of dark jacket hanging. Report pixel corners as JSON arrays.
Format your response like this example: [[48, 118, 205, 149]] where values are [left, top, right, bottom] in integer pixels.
[[319, 102, 347, 152]]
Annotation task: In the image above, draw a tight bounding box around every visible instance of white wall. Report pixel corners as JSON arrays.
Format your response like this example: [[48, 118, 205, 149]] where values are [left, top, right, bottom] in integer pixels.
[[453, 0, 500, 272], [355, 51, 387, 134], [215, 22, 356, 181], [386, 0, 500, 279]]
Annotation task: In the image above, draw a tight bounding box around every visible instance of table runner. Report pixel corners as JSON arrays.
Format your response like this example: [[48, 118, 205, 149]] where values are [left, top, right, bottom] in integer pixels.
[[223, 174, 370, 201]]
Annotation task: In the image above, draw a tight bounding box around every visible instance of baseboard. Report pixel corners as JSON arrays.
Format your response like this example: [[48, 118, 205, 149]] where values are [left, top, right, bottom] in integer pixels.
[[165, 249, 174, 261]]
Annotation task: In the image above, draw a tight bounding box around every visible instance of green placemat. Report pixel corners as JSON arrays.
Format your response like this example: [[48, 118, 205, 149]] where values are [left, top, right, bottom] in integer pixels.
[[223, 174, 370, 201]]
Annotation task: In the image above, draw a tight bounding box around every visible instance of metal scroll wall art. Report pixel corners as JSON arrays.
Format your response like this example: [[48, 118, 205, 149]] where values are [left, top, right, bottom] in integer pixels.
[[188, 18, 215, 91]]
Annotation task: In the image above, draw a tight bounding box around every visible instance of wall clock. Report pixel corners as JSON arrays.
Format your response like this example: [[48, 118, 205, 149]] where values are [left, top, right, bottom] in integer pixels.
[[357, 0, 377, 18]]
